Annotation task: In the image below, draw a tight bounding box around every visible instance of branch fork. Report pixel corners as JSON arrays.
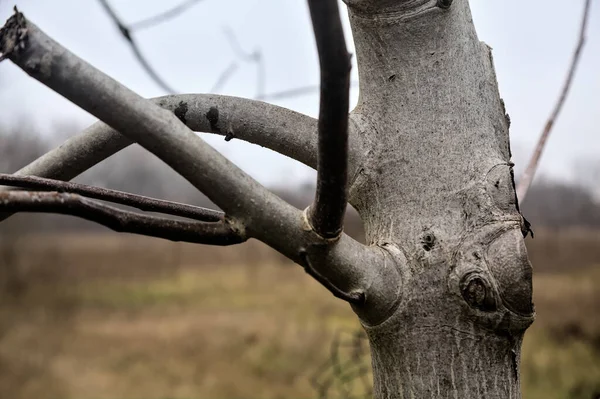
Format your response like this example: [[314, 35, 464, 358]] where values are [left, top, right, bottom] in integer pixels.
[[0, 4, 393, 315]]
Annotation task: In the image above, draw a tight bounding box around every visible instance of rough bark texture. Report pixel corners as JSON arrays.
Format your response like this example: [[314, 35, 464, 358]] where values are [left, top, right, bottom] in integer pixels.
[[343, 0, 534, 397]]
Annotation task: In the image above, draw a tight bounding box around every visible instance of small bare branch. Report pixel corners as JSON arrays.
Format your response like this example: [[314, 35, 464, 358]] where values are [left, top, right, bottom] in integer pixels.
[[307, 0, 352, 239], [257, 80, 359, 102], [98, 0, 178, 93], [98, 0, 261, 98], [257, 84, 321, 101], [223, 27, 265, 98], [210, 60, 239, 93], [129, 0, 205, 32], [0, 173, 223, 222], [516, 0, 591, 201], [211, 27, 265, 99], [0, 191, 243, 245], [223, 26, 255, 62]]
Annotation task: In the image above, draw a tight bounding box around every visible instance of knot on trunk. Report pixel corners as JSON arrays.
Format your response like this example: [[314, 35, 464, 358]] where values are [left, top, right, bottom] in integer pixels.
[[450, 224, 535, 333], [460, 272, 497, 312]]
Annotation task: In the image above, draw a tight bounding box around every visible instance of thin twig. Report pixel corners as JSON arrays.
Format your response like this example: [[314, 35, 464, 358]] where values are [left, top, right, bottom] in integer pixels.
[[0, 173, 223, 222], [255, 50, 266, 99], [516, 0, 591, 202], [223, 26, 264, 94], [307, 0, 352, 239], [215, 27, 265, 98], [257, 81, 359, 101], [96, 0, 349, 104], [210, 60, 239, 93], [129, 0, 205, 31], [98, 0, 178, 93], [257, 84, 320, 101], [0, 191, 244, 245], [223, 26, 256, 61]]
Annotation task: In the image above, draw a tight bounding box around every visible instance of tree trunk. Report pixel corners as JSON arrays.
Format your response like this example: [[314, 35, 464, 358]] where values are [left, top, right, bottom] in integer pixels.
[[344, 0, 535, 397]]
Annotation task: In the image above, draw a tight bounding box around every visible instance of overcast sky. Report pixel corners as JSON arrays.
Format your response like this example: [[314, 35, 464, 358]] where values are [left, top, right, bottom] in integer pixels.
[[0, 0, 598, 187]]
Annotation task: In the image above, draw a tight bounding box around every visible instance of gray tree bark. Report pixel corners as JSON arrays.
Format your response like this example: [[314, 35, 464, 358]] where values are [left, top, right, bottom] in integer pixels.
[[0, 0, 535, 397], [345, 1, 534, 397]]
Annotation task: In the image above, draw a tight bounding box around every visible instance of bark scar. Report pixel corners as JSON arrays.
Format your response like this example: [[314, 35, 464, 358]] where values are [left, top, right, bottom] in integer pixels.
[[205, 106, 220, 133], [174, 101, 188, 125], [511, 348, 518, 380]]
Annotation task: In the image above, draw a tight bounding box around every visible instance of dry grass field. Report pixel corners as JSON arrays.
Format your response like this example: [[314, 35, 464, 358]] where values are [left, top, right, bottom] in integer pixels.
[[0, 230, 599, 399]]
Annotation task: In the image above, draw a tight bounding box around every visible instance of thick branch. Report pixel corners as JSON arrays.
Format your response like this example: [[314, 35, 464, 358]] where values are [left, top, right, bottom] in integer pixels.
[[516, 0, 591, 201], [0, 11, 400, 322], [0, 173, 223, 222], [11, 94, 320, 186], [0, 191, 243, 245], [307, 0, 352, 239], [0, 14, 263, 223], [0, 93, 322, 224], [0, 11, 401, 323]]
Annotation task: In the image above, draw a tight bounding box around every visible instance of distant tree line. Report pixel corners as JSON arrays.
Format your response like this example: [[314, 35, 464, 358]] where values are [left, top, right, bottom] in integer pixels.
[[1, 123, 598, 238]]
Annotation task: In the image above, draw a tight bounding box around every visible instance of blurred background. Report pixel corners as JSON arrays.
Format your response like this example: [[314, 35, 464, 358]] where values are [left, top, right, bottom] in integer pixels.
[[0, 1, 599, 398]]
